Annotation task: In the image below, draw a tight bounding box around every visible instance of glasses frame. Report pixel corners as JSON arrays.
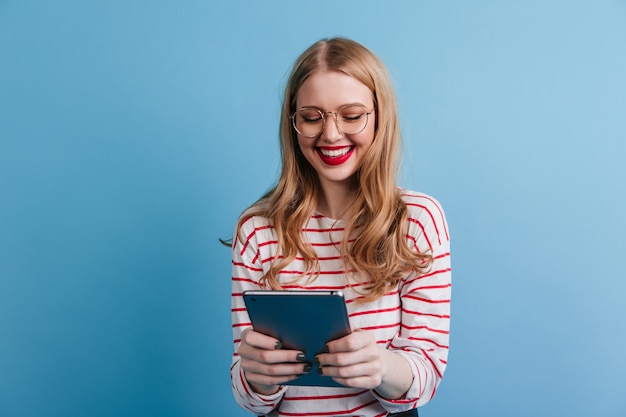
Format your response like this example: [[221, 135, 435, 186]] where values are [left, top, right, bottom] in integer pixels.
[[290, 104, 376, 138]]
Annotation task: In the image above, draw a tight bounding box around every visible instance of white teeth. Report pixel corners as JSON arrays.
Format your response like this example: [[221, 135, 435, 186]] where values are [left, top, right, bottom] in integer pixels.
[[319, 147, 351, 157]]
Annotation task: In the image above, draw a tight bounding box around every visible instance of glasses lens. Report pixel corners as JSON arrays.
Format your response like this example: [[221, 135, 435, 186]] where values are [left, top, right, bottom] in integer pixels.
[[293, 108, 324, 137], [292, 105, 370, 137], [337, 105, 369, 135]]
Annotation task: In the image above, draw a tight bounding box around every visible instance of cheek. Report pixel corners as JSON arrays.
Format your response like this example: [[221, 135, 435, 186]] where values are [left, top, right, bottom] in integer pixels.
[[362, 114, 376, 140], [355, 126, 376, 148], [296, 137, 317, 164], [296, 137, 308, 153]]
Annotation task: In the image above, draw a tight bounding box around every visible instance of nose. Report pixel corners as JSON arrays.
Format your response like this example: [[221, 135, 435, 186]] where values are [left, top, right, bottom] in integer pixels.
[[320, 112, 343, 142]]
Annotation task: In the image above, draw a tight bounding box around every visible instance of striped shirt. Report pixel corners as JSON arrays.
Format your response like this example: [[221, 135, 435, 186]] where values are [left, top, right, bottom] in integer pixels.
[[230, 190, 451, 416]]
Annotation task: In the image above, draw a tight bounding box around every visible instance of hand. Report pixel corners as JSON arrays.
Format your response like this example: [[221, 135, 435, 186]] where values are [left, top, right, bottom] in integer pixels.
[[315, 329, 385, 389], [316, 329, 413, 399], [237, 328, 311, 395]]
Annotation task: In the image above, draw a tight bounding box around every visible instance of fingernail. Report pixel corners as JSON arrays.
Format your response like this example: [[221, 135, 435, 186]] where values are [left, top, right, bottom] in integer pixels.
[[314, 356, 320, 366], [296, 352, 306, 362], [317, 366, 324, 375], [303, 364, 312, 373], [323, 345, 330, 353], [274, 341, 282, 350]]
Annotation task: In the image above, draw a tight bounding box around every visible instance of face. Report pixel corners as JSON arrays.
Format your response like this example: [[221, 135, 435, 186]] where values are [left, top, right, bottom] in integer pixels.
[[295, 70, 376, 192]]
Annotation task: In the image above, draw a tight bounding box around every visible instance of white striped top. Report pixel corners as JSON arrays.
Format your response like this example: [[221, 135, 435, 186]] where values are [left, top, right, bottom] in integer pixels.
[[230, 190, 451, 417]]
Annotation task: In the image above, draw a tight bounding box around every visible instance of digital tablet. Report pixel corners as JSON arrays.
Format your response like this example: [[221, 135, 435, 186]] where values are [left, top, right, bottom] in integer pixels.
[[242, 290, 352, 387]]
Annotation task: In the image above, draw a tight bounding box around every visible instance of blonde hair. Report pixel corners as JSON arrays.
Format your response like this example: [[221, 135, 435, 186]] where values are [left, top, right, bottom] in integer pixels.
[[237, 37, 431, 301]]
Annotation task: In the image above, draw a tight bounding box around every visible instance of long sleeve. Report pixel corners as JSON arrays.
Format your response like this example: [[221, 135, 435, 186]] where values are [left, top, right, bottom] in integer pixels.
[[376, 191, 451, 410], [229, 216, 287, 415]]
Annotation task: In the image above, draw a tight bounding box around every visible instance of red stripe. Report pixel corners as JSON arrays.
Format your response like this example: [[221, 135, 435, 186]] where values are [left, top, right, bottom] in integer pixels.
[[284, 389, 368, 401], [401, 308, 450, 319], [238, 367, 276, 406], [240, 224, 274, 256], [360, 322, 401, 331], [278, 269, 352, 276], [302, 227, 345, 232], [350, 289, 400, 303], [404, 294, 451, 304], [407, 336, 449, 349], [408, 283, 452, 292], [232, 261, 263, 273], [350, 305, 401, 317], [408, 218, 432, 251], [407, 267, 451, 284], [261, 254, 343, 264], [423, 195, 449, 241], [238, 368, 253, 398], [405, 233, 421, 252], [406, 202, 442, 245], [402, 192, 449, 241], [280, 282, 370, 290], [277, 399, 379, 416], [251, 251, 260, 264], [259, 240, 278, 249], [401, 324, 449, 334], [231, 277, 262, 286], [420, 348, 443, 378]]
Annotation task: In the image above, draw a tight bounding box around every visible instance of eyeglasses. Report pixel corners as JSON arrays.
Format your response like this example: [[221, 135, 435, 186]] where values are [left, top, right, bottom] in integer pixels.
[[290, 104, 375, 138]]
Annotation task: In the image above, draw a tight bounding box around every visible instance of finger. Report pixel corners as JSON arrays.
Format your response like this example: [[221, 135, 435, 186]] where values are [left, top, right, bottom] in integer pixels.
[[242, 359, 312, 382], [325, 329, 372, 353], [239, 345, 308, 367], [242, 328, 282, 350], [244, 369, 305, 387], [318, 360, 381, 379], [318, 340, 380, 368], [317, 360, 383, 390], [239, 329, 307, 364], [321, 348, 380, 367]]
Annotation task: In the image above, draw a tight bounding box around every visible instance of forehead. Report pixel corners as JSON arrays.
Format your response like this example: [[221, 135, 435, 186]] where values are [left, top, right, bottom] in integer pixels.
[[296, 70, 373, 108]]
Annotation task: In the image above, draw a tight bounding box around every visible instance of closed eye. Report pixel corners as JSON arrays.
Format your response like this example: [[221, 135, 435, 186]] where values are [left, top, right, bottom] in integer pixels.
[[297, 109, 323, 123], [341, 113, 365, 123]]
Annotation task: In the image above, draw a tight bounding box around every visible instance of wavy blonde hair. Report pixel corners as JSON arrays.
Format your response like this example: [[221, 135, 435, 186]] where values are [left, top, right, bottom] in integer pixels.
[[237, 37, 431, 301]]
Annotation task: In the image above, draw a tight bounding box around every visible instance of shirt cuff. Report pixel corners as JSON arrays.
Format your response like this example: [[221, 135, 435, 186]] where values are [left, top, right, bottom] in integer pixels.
[[371, 350, 420, 411], [239, 368, 288, 406]]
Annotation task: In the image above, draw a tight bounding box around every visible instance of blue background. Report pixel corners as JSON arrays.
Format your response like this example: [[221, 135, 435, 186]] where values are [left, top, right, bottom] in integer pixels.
[[1, 1, 625, 416]]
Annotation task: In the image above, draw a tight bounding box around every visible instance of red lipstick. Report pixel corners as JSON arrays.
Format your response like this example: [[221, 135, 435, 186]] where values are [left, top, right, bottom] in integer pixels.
[[316, 146, 355, 166]]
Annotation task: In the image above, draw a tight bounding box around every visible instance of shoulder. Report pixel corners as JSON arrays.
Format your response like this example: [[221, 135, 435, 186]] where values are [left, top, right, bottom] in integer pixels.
[[237, 211, 273, 236], [399, 189, 445, 217], [234, 202, 276, 248], [399, 188, 450, 245]]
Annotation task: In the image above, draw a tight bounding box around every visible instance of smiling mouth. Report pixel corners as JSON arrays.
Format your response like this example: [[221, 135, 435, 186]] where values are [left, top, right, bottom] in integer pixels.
[[318, 146, 353, 157], [316, 146, 355, 165]]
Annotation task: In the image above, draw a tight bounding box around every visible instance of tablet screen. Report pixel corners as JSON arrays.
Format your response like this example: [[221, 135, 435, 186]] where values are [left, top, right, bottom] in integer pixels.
[[242, 290, 352, 387]]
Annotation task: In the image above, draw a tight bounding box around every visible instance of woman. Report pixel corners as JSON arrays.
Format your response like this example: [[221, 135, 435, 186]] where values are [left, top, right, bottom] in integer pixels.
[[229, 37, 451, 417]]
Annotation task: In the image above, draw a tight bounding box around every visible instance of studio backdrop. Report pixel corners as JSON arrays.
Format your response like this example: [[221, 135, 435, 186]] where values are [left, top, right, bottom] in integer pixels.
[[1, 1, 625, 416]]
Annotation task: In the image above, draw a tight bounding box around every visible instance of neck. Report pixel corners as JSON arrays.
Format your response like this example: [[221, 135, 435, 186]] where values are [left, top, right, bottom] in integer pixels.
[[316, 179, 356, 220]]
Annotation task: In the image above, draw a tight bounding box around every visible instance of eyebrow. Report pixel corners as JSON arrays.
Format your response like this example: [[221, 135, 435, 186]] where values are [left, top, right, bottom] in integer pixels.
[[296, 102, 371, 111]]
